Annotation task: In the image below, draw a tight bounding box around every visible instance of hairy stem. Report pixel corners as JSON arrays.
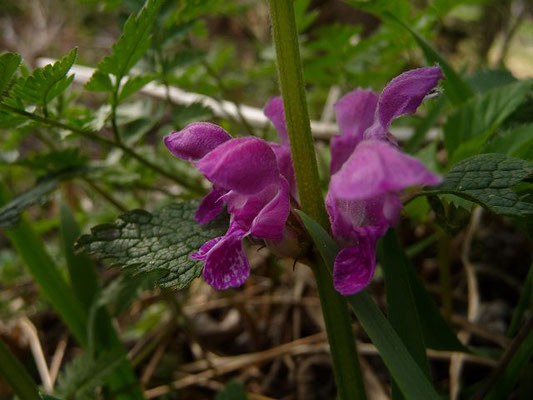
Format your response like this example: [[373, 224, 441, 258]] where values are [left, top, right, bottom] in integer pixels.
[[268, 1, 366, 398]]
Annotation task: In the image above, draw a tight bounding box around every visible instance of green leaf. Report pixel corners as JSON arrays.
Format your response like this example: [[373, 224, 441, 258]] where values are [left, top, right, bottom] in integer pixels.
[[424, 154, 533, 217], [383, 231, 467, 352], [59, 200, 145, 400], [383, 13, 473, 105], [216, 380, 247, 400], [468, 68, 517, 93], [297, 211, 441, 400], [485, 123, 533, 160], [0, 53, 21, 97], [55, 350, 124, 400], [85, 70, 113, 92], [508, 264, 533, 337], [0, 167, 87, 229], [75, 200, 226, 289], [0, 338, 42, 400], [15, 48, 77, 107], [379, 229, 431, 400], [404, 96, 447, 154], [118, 74, 154, 102], [444, 80, 533, 163], [0, 183, 88, 345], [94, 0, 163, 80], [485, 326, 533, 400]]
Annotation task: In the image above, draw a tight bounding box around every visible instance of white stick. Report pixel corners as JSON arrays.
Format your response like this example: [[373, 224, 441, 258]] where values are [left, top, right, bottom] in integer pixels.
[[36, 58, 440, 142]]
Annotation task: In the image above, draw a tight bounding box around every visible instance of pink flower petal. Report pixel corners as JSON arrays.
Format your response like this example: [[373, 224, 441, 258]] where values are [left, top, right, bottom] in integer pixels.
[[331, 140, 441, 200], [196, 137, 280, 195], [164, 122, 231, 161], [333, 232, 379, 295], [264, 97, 289, 145], [201, 224, 250, 290]]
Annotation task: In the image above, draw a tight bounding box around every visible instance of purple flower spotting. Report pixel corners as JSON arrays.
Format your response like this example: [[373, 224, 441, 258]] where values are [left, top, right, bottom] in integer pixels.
[[326, 65, 444, 295], [163, 65, 443, 294], [164, 112, 294, 290]]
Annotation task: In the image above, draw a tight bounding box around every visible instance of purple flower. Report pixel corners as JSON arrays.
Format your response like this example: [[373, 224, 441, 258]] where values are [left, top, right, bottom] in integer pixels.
[[164, 118, 293, 290], [327, 66, 444, 295]]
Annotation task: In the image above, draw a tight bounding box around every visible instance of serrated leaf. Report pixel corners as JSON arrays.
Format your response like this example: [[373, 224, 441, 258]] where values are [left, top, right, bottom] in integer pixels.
[[15, 48, 77, 107], [0, 53, 21, 97], [424, 154, 533, 217], [55, 350, 124, 400], [85, 71, 113, 92], [445, 80, 533, 163], [94, 0, 162, 80], [485, 123, 533, 160], [75, 200, 226, 289], [0, 167, 88, 229], [117, 74, 154, 102]]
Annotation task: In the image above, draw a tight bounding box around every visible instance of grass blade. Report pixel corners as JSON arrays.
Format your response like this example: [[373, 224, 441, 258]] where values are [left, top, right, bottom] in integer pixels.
[[0, 183, 88, 345], [59, 200, 145, 400], [297, 210, 441, 400], [0, 338, 42, 400], [379, 229, 431, 399], [383, 12, 473, 105]]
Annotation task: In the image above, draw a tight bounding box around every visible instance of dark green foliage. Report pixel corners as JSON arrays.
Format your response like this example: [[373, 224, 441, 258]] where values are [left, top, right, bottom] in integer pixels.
[[444, 81, 533, 163], [87, 0, 163, 83], [0, 167, 88, 229], [14, 48, 77, 108], [297, 210, 441, 400], [426, 154, 533, 217], [216, 380, 248, 400], [76, 200, 226, 289], [0, 53, 21, 98], [55, 350, 125, 400]]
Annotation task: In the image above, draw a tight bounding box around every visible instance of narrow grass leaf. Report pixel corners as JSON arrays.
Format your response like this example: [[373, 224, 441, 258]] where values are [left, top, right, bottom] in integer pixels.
[[0, 183, 88, 345], [297, 210, 441, 400], [383, 12, 473, 105], [508, 264, 533, 337], [0, 338, 42, 400], [59, 200, 145, 400], [379, 229, 431, 399]]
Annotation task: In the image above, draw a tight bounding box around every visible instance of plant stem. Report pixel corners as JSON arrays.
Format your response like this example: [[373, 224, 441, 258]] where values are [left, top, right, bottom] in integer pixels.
[[0, 102, 203, 194], [268, 0, 328, 229], [0, 338, 42, 400], [268, 1, 366, 398]]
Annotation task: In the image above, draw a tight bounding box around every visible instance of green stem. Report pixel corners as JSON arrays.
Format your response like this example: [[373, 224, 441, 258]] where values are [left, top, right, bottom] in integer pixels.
[[268, 1, 366, 398], [0, 338, 42, 400], [0, 103, 203, 194], [268, 0, 328, 229], [311, 256, 368, 399]]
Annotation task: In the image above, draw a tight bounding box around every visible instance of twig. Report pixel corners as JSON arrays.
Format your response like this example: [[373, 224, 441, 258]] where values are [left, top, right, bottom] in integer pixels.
[[19, 317, 53, 392], [450, 207, 483, 400], [49, 333, 68, 386], [36, 58, 440, 142]]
